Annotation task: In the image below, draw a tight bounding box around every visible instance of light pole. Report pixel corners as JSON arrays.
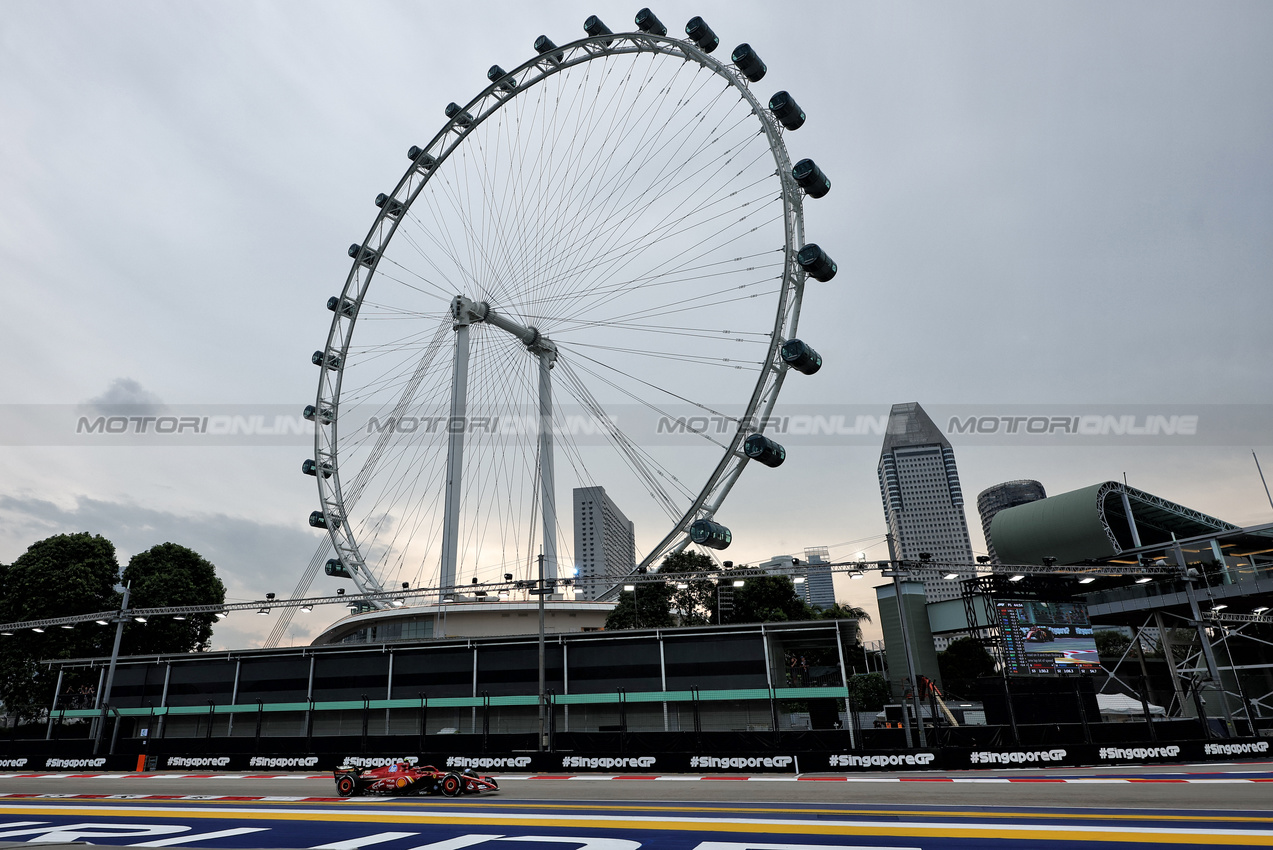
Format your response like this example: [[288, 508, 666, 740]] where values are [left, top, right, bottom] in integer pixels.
[[884, 535, 927, 748], [537, 552, 547, 752], [624, 584, 638, 629], [93, 582, 129, 755]]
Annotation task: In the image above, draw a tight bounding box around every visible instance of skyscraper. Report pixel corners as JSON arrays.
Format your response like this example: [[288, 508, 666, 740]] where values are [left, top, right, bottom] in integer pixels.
[[976, 480, 1047, 564], [877, 402, 975, 603], [754, 548, 837, 609], [802, 546, 837, 610], [573, 486, 636, 601]]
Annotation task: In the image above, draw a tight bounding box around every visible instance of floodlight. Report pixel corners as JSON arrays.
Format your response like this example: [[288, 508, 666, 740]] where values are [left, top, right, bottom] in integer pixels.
[[623, 584, 636, 592], [732, 579, 745, 587], [1078, 577, 1096, 585], [32, 627, 44, 633], [134, 616, 147, 623], [1212, 604, 1228, 612], [257, 608, 270, 615], [942, 572, 960, 580], [793, 576, 806, 584], [1008, 574, 1025, 582], [215, 612, 229, 619], [1135, 577, 1152, 584], [300, 604, 313, 612], [95, 619, 110, 626]]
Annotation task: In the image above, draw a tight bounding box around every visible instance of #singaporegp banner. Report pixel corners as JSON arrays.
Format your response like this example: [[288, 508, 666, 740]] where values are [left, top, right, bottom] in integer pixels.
[[1, 740, 1269, 772]]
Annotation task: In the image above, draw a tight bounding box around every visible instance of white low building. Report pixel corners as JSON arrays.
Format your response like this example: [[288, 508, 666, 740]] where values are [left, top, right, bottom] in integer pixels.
[[312, 598, 614, 646]]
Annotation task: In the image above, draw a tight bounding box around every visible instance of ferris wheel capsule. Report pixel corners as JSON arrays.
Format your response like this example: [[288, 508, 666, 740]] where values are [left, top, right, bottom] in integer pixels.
[[743, 433, 786, 467], [796, 243, 837, 282], [445, 102, 473, 126], [731, 43, 767, 82], [769, 91, 806, 131], [303, 404, 334, 424], [325, 558, 353, 579], [309, 511, 340, 530], [780, 339, 822, 375], [302, 458, 333, 479], [488, 65, 517, 92], [689, 519, 732, 549], [406, 146, 436, 171], [635, 8, 667, 36], [327, 296, 355, 317], [792, 158, 831, 198], [583, 15, 614, 45], [312, 351, 342, 370], [686, 17, 719, 53], [348, 244, 377, 267], [534, 35, 564, 62], [375, 193, 405, 218]]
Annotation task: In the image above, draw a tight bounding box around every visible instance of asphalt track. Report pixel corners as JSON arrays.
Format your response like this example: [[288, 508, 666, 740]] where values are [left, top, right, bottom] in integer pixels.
[[1, 763, 1271, 848]]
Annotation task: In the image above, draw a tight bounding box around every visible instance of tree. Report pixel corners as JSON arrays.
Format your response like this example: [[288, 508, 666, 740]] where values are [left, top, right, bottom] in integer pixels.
[[818, 602, 871, 641], [725, 574, 813, 624], [658, 550, 717, 626], [846, 672, 890, 711], [120, 543, 226, 655], [937, 637, 997, 698], [1095, 629, 1134, 660], [603, 579, 673, 630], [0, 533, 120, 718], [819, 603, 871, 624]]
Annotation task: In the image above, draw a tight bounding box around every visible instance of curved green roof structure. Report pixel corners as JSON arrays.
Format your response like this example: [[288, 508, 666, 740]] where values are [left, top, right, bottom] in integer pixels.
[[990, 481, 1237, 566]]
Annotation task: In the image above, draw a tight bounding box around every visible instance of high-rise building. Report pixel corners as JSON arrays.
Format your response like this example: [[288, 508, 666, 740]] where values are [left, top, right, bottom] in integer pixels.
[[754, 549, 837, 610], [573, 486, 636, 601], [976, 480, 1047, 564], [802, 546, 837, 610], [877, 402, 975, 603]]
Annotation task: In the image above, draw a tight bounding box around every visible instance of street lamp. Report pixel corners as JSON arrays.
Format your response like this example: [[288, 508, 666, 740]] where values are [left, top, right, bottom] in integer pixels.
[[624, 584, 638, 628]]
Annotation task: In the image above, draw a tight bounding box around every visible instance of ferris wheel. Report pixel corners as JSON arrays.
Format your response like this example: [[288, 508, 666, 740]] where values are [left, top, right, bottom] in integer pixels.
[[304, 10, 836, 606]]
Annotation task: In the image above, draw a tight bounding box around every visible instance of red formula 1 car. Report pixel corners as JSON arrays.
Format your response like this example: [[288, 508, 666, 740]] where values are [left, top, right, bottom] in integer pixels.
[[333, 762, 498, 798]]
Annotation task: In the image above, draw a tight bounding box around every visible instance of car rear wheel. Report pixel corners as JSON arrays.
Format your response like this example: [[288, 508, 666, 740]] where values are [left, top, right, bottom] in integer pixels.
[[336, 775, 358, 797]]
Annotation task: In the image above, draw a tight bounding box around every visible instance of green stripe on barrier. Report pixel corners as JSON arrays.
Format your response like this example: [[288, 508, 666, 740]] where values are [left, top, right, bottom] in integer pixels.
[[51, 685, 852, 719]]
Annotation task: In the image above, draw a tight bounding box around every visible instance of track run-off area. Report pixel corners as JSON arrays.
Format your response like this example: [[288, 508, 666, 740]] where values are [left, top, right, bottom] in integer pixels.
[[1, 764, 1272, 849]]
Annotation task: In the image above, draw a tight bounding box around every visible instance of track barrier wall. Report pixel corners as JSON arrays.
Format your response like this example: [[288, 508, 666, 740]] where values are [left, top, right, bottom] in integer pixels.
[[1, 734, 1268, 773]]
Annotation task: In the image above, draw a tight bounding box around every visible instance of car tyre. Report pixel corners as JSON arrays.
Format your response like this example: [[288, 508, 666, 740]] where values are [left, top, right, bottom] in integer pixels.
[[440, 773, 463, 797], [336, 774, 358, 797]]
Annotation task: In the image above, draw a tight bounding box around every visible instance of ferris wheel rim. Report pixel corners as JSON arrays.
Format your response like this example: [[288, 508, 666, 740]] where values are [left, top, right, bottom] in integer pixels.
[[312, 27, 810, 602]]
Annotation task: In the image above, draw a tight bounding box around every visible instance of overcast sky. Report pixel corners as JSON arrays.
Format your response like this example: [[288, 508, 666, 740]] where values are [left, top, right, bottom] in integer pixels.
[[2, 1, 1271, 649]]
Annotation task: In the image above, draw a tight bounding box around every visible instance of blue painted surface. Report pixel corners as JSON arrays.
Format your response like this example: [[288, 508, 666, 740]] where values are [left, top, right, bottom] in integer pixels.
[[1, 798, 1271, 848]]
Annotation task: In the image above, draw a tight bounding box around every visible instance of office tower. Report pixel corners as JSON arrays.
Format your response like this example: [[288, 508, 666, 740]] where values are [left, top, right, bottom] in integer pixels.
[[877, 402, 975, 603], [976, 480, 1046, 564], [754, 550, 836, 610], [573, 486, 636, 601], [802, 546, 837, 609]]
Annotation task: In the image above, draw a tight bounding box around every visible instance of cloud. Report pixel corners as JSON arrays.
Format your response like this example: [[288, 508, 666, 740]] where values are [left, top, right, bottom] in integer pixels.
[[0, 494, 331, 649], [85, 378, 164, 415]]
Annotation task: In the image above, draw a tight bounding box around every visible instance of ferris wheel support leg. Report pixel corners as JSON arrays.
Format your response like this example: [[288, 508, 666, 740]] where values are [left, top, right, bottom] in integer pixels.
[[440, 318, 472, 601], [538, 349, 559, 584]]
